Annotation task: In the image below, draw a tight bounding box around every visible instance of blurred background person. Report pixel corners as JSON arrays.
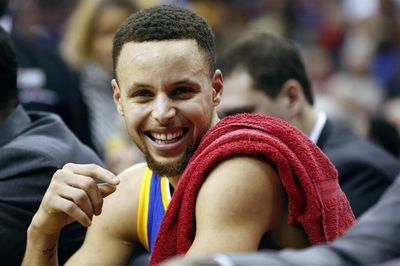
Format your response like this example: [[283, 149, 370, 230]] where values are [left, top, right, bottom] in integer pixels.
[[367, 115, 400, 158], [7, 0, 400, 176], [217, 32, 400, 217], [189, 0, 400, 160], [61, 0, 144, 173], [0, 26, 103, 266], [382, 97, 400, 141], [0, 0, 94, 149]]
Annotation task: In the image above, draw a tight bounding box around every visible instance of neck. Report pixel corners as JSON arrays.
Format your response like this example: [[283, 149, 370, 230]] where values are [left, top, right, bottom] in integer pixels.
[[211, 111, 220, 127], [294, 105, 319, 136], [167, 175, 180, 189]]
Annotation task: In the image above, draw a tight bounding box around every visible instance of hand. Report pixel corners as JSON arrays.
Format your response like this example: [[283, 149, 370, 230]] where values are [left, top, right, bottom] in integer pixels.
[[30, 163, 120, 235]]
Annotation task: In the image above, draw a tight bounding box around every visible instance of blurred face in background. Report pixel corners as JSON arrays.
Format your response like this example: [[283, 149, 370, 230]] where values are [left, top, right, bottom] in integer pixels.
[[218, 68, 290, 121], [90, 4, 132, 74]]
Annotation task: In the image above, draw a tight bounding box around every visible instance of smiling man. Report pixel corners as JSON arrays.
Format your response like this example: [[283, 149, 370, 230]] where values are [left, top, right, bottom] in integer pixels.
[[22, 5, 354, 266], [113, 39, 217, 182]]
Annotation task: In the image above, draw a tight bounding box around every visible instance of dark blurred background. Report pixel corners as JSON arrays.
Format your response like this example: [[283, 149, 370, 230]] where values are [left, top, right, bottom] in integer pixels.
[[3, 0, 400, 159]]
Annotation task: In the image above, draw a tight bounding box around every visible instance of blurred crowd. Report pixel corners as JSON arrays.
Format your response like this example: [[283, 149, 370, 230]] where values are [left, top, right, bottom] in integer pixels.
[[5, 0, 400, 161], [2, 2, 400, 265]]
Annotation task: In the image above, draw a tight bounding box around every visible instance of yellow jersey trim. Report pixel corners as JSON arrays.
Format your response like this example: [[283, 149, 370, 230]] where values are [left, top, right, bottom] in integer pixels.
[[137, 167, 152, 251], [161, 176, 170, 210]]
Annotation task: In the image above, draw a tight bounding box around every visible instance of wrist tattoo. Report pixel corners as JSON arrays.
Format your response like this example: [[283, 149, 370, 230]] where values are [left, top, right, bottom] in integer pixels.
[[42, 245, 56, 261]]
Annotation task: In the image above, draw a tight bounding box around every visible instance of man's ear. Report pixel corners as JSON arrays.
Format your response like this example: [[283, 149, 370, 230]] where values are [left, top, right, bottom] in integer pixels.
[[111, 79, 124, 116], [211, 69, 223, 106], [280, 79, 305, 116]]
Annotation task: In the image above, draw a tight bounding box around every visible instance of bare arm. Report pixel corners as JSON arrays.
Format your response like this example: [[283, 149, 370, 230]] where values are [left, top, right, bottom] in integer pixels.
[[186, 155, 286, 256], [22, 163, 120, 266]]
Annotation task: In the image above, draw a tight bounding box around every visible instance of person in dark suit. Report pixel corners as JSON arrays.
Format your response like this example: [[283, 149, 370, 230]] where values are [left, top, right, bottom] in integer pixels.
[[0, 0, 95, 151], [0, 26, 103, 266], [162, 174, 400, 266], [217, 32, 400, 217]]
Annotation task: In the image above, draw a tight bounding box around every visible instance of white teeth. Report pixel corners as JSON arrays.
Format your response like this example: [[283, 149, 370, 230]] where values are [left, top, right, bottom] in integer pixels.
[[151, 131, 183, 142]]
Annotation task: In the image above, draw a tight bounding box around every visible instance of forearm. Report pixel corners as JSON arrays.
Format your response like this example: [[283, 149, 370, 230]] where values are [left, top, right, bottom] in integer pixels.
[[21, 163, 120, 265], [22, 225, 60, 266]]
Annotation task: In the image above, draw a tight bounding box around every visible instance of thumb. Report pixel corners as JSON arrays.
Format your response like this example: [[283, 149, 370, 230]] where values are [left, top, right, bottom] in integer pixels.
[[98, 183, 117, 198]]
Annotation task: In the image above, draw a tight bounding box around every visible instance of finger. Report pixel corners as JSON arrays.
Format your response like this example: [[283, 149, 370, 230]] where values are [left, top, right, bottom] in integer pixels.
[[63, 163, 120, 185], [51, 196, 92, 227], [58, 185, 94, 221], [66, 175, 104, 216], [98, 183, 117, 198]]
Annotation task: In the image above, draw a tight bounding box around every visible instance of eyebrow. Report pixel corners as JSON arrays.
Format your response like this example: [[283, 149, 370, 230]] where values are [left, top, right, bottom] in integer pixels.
[[128, 83, 152, 90], [129, 79, 195, 86], [171, 78, 199, 86]]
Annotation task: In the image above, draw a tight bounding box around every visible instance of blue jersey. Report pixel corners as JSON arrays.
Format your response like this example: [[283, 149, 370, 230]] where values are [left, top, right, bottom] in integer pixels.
[[137, 167, 172, 253]]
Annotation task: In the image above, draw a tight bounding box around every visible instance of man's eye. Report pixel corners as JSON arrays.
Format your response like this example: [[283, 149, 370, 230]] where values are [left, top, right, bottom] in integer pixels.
[[172, 87, 192, 96], [132, 90, 153, 97]]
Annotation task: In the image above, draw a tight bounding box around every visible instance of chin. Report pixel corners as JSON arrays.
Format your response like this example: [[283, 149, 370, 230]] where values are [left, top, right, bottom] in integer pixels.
[[147, 160, 187, 177], [145, 146, 196, 177]]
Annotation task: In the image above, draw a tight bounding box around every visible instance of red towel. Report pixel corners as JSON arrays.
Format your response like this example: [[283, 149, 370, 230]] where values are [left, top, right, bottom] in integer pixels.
[[150, 113, 356, 265]]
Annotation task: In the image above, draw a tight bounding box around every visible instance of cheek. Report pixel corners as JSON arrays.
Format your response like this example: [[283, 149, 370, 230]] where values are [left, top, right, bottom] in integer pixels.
[[123, 105, 146, 134], [254, 97, 277, 116], [184, 100, 213, 135], [257, 104, 277, 118], [263, 105, 287, 120]]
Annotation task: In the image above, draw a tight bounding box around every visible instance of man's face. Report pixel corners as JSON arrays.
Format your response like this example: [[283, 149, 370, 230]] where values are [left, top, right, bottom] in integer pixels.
[[218, 68, 290, 120], [113, 40, 222, 177]]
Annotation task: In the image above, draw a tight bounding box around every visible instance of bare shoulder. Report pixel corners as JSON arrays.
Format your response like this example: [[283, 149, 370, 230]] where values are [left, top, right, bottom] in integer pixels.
[[117, 162, 148, 196], [89, 162, 147, 242], [197, 155, 287, 230], [188, 155, 288, 255], [210, 155, 278, 180], [203, 155, 282, 196]]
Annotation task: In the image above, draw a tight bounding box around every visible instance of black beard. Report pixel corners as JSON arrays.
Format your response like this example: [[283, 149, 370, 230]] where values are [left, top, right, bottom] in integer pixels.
[[144, 141, 198, 177]]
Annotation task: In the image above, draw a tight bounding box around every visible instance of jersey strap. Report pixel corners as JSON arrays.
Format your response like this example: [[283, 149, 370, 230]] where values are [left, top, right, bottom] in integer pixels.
[[137, 167, 171, 252]]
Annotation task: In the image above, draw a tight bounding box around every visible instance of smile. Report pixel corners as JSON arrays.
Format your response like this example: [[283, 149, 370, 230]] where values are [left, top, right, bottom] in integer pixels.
[[146, 128, 188, 145]]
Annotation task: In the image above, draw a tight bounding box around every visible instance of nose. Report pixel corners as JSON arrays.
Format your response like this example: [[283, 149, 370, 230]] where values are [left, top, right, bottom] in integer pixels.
[[152, 94, 176, 125]]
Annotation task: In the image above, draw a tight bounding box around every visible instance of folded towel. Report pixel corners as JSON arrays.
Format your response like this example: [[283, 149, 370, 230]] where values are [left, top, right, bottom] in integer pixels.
[[150, 113, 356, 265]]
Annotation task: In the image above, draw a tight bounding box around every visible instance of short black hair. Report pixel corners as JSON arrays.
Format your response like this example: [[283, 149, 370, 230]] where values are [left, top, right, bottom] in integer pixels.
[[0, 26, 18, 114], [112, 4, 216, 79], [218, 32, 314, 105]]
